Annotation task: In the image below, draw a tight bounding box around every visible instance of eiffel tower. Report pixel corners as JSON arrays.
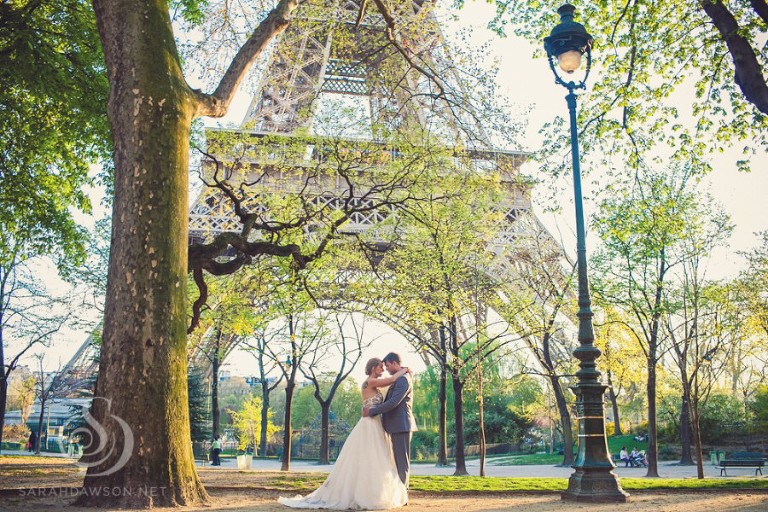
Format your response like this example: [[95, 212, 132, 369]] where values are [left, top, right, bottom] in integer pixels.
[[186, 0, 563, 368], [49, 1, 562, 395]]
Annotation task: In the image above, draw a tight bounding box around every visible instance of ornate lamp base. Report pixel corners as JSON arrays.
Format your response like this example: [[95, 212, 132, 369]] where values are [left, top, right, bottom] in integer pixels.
[[562, 380, 630, 503], [562, 468, 629, 502]]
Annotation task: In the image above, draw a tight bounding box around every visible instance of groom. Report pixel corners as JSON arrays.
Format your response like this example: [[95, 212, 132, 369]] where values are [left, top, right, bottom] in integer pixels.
[[363, 352, 417, 487]]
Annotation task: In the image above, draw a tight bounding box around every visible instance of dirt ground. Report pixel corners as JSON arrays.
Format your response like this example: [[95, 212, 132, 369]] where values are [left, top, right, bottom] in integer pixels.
[[2, 488, 768, 512], [1, 457, 766, 511]]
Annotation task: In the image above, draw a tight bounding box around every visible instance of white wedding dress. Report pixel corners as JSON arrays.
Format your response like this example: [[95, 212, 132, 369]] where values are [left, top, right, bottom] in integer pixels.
[[278, 392, 408, 510]]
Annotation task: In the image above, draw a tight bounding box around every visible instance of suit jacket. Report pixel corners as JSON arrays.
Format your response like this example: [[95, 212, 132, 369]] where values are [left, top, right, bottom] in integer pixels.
[[368, 373, 417, 434]]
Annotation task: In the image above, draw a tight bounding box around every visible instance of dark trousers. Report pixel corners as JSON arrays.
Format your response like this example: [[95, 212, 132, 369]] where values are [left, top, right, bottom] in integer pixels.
[[390, 432, 412, 487]]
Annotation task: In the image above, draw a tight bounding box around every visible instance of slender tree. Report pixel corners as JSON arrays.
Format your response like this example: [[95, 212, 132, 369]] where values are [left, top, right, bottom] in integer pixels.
[[300, 313, 369, 464], [0, 262, 70, 453], [592, 307, 645, 438], [366, 162, 525, 475], [242, 327, 285, 457], [31, 354, 65, 454], [187, 367, 211, 443], [492, 217, 579, 466], [660, 193, 732, 471], [592, 165, 705, 477]]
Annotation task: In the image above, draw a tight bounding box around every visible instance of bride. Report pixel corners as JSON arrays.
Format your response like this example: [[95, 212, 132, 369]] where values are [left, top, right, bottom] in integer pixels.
[[278, 357, 410, 510]]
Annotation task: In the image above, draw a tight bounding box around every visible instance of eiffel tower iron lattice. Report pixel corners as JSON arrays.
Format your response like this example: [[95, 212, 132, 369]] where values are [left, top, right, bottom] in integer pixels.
[[190, 0, 530, 241], [186, 0, 570, 369]]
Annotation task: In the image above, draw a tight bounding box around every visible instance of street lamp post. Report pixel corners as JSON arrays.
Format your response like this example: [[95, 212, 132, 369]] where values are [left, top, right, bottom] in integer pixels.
[[543, 4, 629, 503]]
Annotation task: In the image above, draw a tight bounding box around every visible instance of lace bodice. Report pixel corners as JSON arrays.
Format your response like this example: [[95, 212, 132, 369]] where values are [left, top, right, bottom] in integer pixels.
[[362, 392, 383, 408]]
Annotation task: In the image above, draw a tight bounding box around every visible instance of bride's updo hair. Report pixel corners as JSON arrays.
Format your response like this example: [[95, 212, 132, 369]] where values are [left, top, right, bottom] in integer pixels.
[[365, 357, 382, 376]]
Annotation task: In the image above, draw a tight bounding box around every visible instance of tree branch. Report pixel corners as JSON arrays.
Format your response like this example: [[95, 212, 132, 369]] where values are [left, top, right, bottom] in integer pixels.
[[195, 0, 300, 117], [700, 0, 768, 115], [749, 0, 768, 25]]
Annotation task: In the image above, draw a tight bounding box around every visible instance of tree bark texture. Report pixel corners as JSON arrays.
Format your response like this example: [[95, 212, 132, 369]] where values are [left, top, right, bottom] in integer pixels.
[[679, 388, 694, 465], [691, 393, 705, 479], [260, 379, 270, 457], [77, 0, 206, 506], [643, 262, 665, 479], [319, 402, 331, 465], [35, 398, 45, 454], [0, 332, 7, 453], [0, 381, 6, 452], [281, 382, 295, 471], [646, 353, 660, 478], [477, 367, 485, 478], [700, 0, 768, 115], [436, 327, 448, 467], [607, 379, 622, 436], [451, 374, 468, 476], [211, 338, 221, 439], [549, 374, 575, 466]]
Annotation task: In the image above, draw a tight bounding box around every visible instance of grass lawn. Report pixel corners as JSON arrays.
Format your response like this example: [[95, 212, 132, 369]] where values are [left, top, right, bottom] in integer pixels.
[[608, 434, 649, 454], [4, 455, 766, 495], [479, 434, 652, 467], [484, 453, 563, 465], [259, 473, 768, 493]]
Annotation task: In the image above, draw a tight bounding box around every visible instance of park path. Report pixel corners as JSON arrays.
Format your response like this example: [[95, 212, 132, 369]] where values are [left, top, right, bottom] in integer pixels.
[[230, 456, 732, 479]]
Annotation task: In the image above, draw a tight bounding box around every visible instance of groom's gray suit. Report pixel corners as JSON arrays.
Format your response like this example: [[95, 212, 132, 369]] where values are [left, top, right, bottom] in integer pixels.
[[368, 373, 417, 486]]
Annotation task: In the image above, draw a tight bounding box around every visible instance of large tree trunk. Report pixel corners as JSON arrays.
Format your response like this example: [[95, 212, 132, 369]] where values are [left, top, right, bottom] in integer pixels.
[[319, 401, 331, 465], [550, 374, 574, 466], [451, 373, 468, 476], [76, 0, 207, 506]]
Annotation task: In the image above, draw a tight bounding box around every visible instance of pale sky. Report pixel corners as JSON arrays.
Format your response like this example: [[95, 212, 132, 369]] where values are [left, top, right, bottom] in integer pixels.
[[18, 1, 768, 374]]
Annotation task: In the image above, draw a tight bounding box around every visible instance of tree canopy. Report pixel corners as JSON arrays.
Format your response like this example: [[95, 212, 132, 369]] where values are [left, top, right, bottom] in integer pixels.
[[0, 0, 110, 268], [477, 0, 768, 178]]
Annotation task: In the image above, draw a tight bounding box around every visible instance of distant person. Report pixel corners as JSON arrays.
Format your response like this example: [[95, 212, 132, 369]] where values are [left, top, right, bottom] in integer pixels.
[[211, 436, 222, 466], [639, 450, 648, 467], [631, 447, 647, 467], [28, 430, 36, 453], [69, 436, 80, 458], [619, 446, 633, 467]]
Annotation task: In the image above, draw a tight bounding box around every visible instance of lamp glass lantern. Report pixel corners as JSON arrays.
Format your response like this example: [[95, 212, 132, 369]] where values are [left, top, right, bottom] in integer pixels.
[[544, 4, 594, 89]]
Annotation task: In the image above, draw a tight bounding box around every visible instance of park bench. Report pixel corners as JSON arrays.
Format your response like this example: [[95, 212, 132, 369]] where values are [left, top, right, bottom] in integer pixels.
[[715, 458, 765, 476], [193, 450, 210, 466]]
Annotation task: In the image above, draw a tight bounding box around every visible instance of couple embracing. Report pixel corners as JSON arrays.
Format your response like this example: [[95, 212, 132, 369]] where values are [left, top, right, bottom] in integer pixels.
[[279, 352, 417, 510]]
